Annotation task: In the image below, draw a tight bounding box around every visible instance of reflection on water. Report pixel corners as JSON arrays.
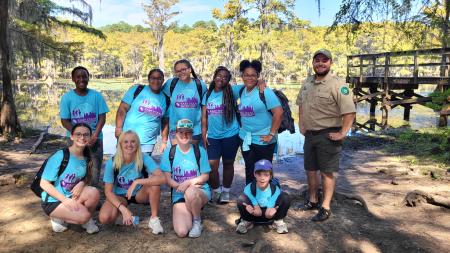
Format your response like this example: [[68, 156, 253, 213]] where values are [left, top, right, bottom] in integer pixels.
[[15, 82, 439, 156]]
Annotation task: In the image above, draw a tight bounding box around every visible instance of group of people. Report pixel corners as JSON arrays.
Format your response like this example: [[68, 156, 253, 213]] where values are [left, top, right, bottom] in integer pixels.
[[37, 49, 356, 238]]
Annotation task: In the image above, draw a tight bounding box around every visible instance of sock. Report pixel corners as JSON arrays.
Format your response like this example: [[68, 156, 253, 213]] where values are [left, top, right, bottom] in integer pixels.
[[222, 187, 230, 193], [193, 217, 202, 223], [213, 187, 222, 194]]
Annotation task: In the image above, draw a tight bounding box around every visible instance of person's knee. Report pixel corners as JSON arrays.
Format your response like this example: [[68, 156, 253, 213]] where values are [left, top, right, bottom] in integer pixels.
[[84, 186, 100, 201], [184, 186, 200, 201], [174, 227, 189, 237], [320, 172, 334, 179], [279, 192, 291, 207], [223, 160, 234, 168], [75, 211, 92, 225], [147, 185, 160, 195], [98, 211, 113, 224]]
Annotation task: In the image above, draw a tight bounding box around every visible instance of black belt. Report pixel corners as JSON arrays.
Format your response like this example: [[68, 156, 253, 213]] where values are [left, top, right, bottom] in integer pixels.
[[306, 127, 341, 136]]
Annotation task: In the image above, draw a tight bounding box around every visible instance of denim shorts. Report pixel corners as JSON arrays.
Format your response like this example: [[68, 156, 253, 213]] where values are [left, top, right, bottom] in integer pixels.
[[207, 134, 240, 160]]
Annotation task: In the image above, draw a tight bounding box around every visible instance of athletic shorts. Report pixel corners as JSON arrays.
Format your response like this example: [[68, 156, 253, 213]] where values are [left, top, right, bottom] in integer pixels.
[[304, 127, 342, 173], [41, 201, 62, 216], [207, 134, 240, 160]]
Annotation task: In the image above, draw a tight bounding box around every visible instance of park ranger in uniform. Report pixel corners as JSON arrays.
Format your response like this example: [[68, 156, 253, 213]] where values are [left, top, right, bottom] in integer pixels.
[[296, 49, 356, 221]]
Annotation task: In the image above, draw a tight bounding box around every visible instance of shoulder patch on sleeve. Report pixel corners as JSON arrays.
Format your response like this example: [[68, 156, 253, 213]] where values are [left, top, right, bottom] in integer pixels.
[[340, 86, 350, 95]]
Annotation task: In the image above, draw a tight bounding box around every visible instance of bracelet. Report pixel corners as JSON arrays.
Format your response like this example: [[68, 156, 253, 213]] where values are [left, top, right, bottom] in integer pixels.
[[269, 132, 275, 137], [117, 203, 123, 210]]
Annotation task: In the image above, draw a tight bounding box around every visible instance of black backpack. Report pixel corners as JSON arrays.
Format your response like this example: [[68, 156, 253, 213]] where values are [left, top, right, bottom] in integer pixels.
[[30, 148, 70, 197], [133, 84, 170, 114], [169, 78, 205, 102], [250, 177, 281, 197], [238, 87, 295, 134]]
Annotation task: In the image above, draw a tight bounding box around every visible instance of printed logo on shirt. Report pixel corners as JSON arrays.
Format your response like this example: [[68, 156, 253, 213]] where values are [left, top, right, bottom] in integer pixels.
[[175, 90, 198, 108], [172, 160, 198, 182], [238, 105, 255, 117], [71, 103, 96, 124], [340, 86, 350, 95], [206, 98, 224, 115], [117, 176, 133, 189], [138, 99, 163, 117], [60, 173, 81, 191]]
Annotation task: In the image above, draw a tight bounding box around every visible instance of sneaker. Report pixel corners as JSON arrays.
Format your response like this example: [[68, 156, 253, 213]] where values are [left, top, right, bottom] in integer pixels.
[[236, 219, 254, 234], [50, 218, 68, 233], [295, 201, 319, 211], [188, 220, 202, 238], [81, 218, 99, 234], [311, 207, 331, 222], [274, 219, 288, 234], [148, 217, 164, 234], [211, 191, 221, 203], [219, 191, 230, 204]]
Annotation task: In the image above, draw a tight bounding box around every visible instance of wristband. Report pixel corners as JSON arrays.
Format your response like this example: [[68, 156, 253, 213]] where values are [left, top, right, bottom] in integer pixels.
[[117, 203, 123, 210], [269, 132, 275, 137]]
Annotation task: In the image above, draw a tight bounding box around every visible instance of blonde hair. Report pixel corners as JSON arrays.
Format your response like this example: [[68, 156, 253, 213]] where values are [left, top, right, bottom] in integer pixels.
[[113, 130, 143, 173]]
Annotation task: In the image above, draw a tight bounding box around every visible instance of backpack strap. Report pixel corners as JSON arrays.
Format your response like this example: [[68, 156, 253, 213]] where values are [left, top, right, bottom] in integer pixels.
[[169, 144, 177, 169], [164, 93, 170, 113], [239, 86, 245, 97], [250, 180, 257, 197], [169, 144, 201, 172], [45, 148, 70, 203], [250, 179, 277, 198], [194, 78, 204, 101], [169, 78, 179, 97], [205, 88, 213, 106], [142, 163, 149, 178], [133, 84, 145, 100]]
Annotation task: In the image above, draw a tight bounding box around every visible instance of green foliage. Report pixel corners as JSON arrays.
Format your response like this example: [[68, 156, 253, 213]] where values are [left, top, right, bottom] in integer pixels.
[[426, 89, 450, 111]]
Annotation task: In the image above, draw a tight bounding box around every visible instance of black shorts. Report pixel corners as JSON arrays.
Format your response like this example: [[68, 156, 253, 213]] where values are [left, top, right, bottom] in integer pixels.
[[207, 134, 240, 160], [118, 195, 138, 205], [41, 201, 62, 216]]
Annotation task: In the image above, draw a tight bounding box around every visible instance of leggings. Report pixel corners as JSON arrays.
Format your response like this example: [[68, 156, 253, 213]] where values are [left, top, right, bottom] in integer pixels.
[[241, 141, 276, 184], [237, 192, 291, 223]]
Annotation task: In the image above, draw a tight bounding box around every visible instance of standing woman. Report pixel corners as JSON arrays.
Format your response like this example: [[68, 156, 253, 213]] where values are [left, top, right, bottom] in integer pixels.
[[99, 130, 166, 234], [201, 66, 240, 203], [115, 68, 169, 155], [40, 123, 100, 234], [162, 59, 207, 145], [238, 60, 283, 184], [160, 119, 211, 238]]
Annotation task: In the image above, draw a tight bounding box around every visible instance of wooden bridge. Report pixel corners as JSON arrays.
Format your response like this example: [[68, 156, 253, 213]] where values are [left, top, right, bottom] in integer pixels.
[[347, 48, 450, 131]]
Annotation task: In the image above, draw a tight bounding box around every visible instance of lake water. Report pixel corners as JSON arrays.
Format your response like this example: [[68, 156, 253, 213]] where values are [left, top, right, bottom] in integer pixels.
[[13, 82, 439, 157]]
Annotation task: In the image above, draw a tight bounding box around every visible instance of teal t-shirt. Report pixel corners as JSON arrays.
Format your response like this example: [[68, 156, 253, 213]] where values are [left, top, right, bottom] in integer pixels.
[[162, 78, 207, 136], [41, 150, 87, 203], [121, 85, 169, 145], [160, 145, 211, 203], [243, 182, 281, 208], [60, 88, 110, 139], [200, 85, 242, 139], [238, 87, 281, 145], [103, 154, 158, 196]]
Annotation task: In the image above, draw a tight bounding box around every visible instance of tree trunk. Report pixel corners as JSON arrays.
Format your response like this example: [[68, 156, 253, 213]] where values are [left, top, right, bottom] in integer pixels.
[[0, 0, 20, 139], [158, 36, 164, 71]]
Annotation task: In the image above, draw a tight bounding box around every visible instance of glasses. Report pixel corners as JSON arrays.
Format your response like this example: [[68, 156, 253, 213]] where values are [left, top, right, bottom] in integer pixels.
[[74, 132, 90, 138], [149, 77, 164, 81], [242, 74, 258, 79], [215, 75, 228, 80], [175, 67, 190, 74]]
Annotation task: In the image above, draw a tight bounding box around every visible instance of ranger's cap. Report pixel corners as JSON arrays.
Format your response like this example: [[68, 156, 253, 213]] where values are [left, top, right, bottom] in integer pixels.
[[313, 49, 332, 60]]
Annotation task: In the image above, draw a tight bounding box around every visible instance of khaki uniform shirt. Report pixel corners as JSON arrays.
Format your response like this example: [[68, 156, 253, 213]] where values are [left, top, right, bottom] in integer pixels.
[[296, 72, 356, 131]]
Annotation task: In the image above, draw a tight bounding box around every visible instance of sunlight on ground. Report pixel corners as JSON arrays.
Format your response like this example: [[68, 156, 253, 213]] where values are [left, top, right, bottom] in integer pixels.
[[343, 236, 382, 253]]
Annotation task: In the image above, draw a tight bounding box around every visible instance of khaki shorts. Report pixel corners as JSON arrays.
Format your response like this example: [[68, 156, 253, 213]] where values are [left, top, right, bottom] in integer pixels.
[[303, 127, 342, 173]]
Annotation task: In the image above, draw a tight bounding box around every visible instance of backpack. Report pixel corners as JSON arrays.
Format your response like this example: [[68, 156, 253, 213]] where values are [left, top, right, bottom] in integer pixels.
[[112, 158, 149, 182], [169, 78, 204, 102], [238, 87, 295, 134], [169, 144, 201, 170], [250, 177, 281, 197], [133, 84, 170, 114], [30, 148, 70, 198]]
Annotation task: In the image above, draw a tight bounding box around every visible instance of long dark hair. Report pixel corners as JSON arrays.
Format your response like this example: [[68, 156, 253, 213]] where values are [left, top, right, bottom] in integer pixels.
[[206, 66, 236, 125], [70, 123, 94, 184], [174, 59, 199, 80]]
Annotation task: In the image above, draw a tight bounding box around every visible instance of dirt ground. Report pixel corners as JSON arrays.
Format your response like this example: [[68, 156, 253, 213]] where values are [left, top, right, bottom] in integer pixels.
[[0, 134, 449, 253]]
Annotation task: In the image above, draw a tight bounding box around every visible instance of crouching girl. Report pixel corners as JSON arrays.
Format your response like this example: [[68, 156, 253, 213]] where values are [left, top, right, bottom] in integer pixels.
[[161, 119, 211, 238], [99, 130, 166, 234], [40, 123, 100, 234], [236, 159, 291, 234]]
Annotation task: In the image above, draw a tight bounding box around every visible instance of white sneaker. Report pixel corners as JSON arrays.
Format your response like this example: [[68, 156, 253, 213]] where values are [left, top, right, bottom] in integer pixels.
[[236, 219, 253, 234], [219, 191, 230, 203], [148, 217, 164, 234], [188, 220, 202, 238], [274, 219, 288, 234], [81, 218, 99, 234], [50, 218, 68, 233]]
